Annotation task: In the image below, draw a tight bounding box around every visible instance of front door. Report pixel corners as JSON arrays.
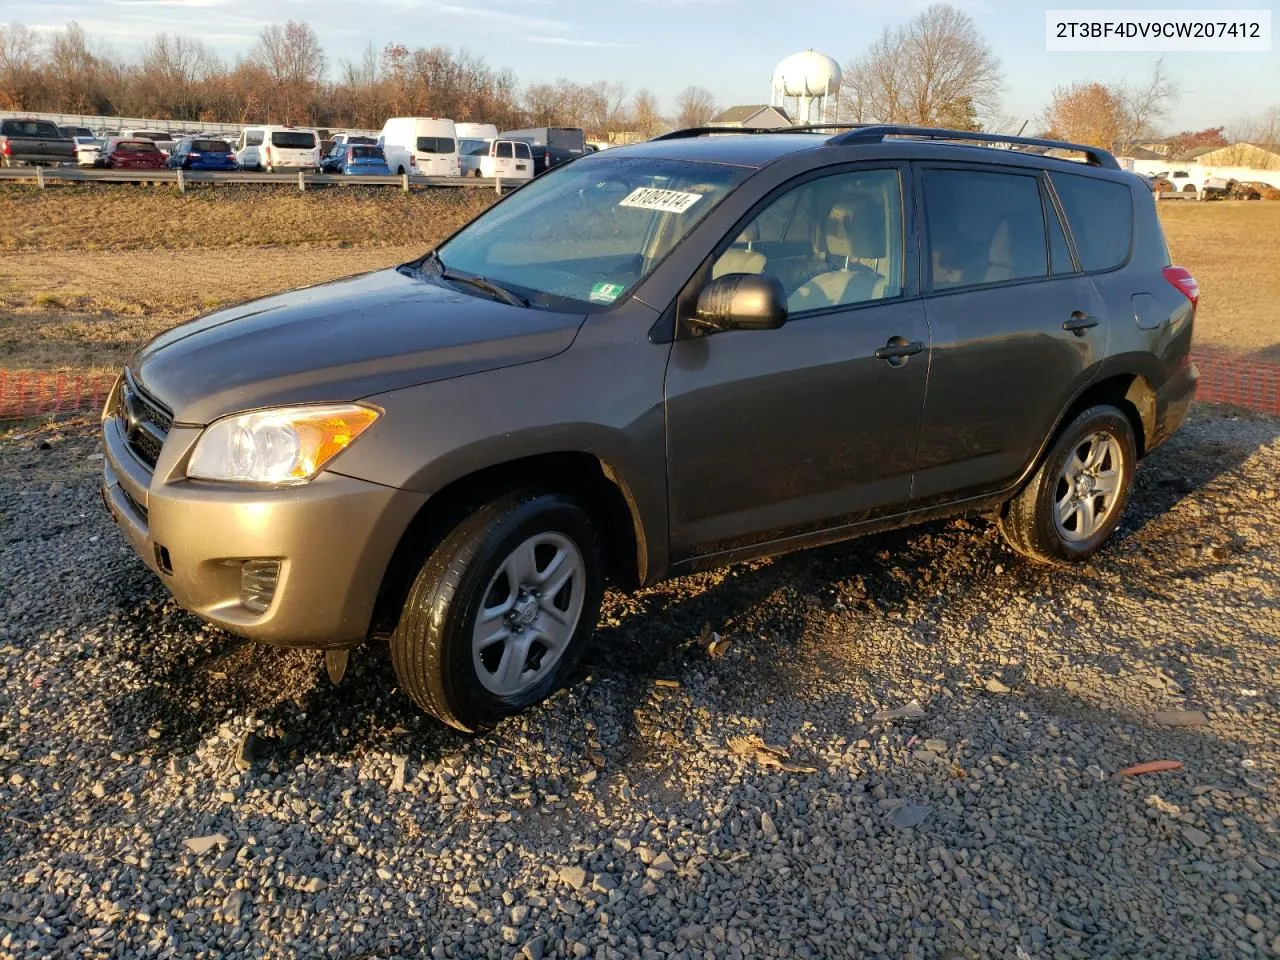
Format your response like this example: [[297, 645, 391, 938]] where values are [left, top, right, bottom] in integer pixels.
[[911, 164, 1108, 504], [664, 164, 929, 560]]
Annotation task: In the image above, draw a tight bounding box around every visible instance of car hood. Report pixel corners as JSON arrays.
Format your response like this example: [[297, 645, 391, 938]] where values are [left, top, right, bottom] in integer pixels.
[[132, 267, 586, 425]]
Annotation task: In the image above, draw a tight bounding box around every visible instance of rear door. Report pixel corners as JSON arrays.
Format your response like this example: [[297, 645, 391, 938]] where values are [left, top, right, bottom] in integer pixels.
[[415, 135, 457, 177], [664, 163, 930, 559], [911, 163, 1108, 504]]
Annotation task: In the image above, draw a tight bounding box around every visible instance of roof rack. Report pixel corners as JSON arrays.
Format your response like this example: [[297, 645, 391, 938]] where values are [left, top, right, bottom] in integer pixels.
[[649, 126, 780, 141], [824, 124, 1120, 169]]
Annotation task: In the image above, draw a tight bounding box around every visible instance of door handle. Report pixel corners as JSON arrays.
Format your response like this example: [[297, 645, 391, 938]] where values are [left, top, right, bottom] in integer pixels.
[[875, 336, 925, 366], [1063, 311, 1099, 335]]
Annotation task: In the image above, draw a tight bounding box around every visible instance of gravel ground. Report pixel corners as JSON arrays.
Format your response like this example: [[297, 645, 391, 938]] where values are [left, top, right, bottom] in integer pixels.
[[1, 406, 1278, 960]]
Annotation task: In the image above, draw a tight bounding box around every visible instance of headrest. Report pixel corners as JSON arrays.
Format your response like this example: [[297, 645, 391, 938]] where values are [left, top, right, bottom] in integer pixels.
[[825, 199, 887, 260], [735, 220, 759, 245]]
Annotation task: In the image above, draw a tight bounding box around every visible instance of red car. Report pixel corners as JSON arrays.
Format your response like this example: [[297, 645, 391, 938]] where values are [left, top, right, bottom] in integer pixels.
[[96, 138, 167, 170]]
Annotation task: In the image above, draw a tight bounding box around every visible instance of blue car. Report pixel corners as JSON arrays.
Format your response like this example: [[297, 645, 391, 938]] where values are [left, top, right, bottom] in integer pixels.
[[168, 137, 238, 171], [321, 144, 391, 176]]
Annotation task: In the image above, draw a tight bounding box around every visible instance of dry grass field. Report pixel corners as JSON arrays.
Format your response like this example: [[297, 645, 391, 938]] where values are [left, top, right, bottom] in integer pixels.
[[1, 185, 1277, 376]]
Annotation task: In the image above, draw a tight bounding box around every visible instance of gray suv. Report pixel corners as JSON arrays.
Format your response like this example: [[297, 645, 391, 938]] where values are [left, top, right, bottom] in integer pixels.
[[101, 125, 1199, 730]]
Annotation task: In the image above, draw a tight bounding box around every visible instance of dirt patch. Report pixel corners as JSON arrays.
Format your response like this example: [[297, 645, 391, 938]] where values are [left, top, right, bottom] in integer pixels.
[[0, 182, 497, 251], [0, 247, 420, 373], [1157, 200, 1280, 358]]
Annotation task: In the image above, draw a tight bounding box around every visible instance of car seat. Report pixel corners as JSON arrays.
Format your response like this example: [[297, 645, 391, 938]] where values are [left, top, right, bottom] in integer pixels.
[[788, 200, 888, 311], [712, 222, 767, 279]]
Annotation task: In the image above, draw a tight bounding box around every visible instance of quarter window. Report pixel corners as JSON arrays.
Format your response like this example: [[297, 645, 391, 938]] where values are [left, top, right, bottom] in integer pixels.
[[922, 169, 1048, 290], [710, 169, 904, 313], [1051, 173, 1133, 272]]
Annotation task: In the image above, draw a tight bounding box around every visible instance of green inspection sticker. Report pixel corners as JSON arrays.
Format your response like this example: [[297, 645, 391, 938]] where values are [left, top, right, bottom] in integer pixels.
[[589, 282, 625, 304]]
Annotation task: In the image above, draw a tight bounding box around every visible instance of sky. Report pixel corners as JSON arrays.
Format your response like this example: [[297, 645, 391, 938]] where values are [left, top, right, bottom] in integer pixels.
[[5, 0, 1278, 131]]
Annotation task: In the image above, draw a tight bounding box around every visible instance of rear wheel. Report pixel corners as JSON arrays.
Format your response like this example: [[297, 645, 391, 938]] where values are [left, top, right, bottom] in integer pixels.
[[389, 492, 605, 731], [999, 404, 1137, 564]]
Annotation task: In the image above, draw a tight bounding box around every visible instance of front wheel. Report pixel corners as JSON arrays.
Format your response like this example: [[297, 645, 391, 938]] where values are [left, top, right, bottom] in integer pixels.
[[389, 492, 605, 731], [999, 404, 1137, 565]]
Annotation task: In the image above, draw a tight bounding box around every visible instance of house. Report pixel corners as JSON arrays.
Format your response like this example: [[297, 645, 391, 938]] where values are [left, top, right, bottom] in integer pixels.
[[1187, 142, 1280, 170], [708, 105, 791, 129]]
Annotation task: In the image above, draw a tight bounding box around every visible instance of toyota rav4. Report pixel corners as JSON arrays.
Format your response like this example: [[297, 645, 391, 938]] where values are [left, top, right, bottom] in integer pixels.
[[101, 124, 1199, 730]]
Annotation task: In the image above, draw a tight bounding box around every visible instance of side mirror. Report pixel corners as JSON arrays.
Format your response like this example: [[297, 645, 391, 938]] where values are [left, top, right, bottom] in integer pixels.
[[690, 274, 787, 333]]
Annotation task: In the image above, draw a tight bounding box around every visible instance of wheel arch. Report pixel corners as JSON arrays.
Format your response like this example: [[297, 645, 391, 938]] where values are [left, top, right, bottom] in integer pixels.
[[368, 451, 646, 638]]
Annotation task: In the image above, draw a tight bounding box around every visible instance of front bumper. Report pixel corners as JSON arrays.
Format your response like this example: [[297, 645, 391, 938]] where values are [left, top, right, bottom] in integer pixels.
[[101, 409, 425, 648]]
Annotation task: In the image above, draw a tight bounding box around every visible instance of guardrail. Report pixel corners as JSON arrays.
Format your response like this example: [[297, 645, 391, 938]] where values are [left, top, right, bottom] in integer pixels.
[[0, 166, 514, 193]]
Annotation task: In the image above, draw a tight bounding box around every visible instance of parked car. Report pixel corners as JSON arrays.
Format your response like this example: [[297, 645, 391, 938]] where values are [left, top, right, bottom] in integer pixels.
[[59, 125, 95, 139], [379, 117, 461, 177], [73, 136, 103, 166], [459, 138, 534, 181], [119, 130, 177, 156], [1238, 180, 1280, 200], [496, 126, 587, 175], [97, 137, 168, 170], [321, 143, 391, 176], [168, 137, 238, 171], [331, 133, 378, 149], [234, 126, 321, 172], [100, 125, 1198, 731], [0, 118, 76, 167]]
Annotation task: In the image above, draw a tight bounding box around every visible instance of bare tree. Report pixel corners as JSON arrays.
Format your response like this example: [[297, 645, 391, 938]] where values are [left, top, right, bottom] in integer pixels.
[[1116, 59, 1178, 147], [251, 20, 325, 121], [0, 22, 42, 109], [631, 88, 662, 138], [581, 80, 628, 139], [842, 2, 1001, 127], [1040, 82, 1126, 150], [140, 33, 218, 118], [675, 85, 716, 128]]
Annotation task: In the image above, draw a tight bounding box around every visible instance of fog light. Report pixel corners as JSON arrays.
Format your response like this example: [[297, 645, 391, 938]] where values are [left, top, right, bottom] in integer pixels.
[[240, 560, 280, 613]]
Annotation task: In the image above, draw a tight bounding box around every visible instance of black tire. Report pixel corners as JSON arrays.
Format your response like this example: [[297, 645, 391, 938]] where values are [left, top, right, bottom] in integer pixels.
[[999, 404, 1137, 565], [389, 492, 605, 731]]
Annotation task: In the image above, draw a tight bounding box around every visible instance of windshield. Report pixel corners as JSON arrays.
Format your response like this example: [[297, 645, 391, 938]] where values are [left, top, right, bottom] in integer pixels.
[[435, 156, 750, 310]]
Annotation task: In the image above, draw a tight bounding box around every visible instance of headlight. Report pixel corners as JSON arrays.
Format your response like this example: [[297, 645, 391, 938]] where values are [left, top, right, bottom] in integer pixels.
[[187, 404, 380, 484]]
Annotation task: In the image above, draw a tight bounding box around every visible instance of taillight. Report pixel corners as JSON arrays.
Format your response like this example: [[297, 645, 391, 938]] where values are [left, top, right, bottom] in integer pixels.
[[1, 140, 9, 156], [1163, 265, 1200, 310], [410, 155, 416, 168]]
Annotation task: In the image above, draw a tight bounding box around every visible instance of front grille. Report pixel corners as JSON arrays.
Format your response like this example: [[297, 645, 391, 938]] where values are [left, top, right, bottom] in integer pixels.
[[116, 374, 172, 470]]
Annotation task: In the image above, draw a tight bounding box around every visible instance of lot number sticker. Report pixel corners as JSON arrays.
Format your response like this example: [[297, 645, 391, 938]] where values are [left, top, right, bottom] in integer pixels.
[[619, 187, 703, 214]]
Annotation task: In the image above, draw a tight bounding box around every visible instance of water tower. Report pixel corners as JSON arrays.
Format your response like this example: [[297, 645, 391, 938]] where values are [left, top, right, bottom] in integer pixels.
[[771, 50, 842, 125]]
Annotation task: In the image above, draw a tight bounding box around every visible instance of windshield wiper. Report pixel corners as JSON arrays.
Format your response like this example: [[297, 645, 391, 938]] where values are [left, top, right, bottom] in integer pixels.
[[422, 249, 528, 308]]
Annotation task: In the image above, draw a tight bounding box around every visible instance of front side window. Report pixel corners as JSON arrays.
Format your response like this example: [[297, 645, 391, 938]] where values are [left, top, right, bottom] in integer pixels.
[[435, 156, 750, 310], [923, 169, 1048, 291], [710, 168, 904, 313], [1051, 173, 1133, 272]]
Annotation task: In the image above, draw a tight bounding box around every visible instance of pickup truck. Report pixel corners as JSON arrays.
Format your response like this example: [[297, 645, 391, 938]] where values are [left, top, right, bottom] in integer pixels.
[[0, 118, 77, 167]]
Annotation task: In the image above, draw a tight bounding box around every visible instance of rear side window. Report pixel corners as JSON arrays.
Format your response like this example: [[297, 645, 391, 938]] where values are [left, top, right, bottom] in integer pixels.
[[922, 169, 1047, 291], [270, 131, 316, 149], [416, 137, 456, 154], [1051, 173, 1133, 272]]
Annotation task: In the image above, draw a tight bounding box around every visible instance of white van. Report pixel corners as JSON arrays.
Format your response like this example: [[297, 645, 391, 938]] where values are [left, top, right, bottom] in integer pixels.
[[460, 138, 534, 181], [235, 126, 321, 172], [379, 117, 461, 177]]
